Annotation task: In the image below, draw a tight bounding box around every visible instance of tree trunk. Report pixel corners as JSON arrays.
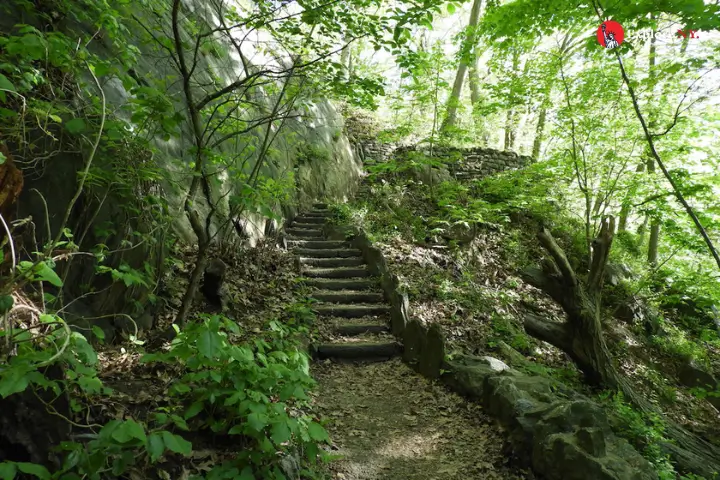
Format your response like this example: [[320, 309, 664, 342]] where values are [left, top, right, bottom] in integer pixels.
[[468, 45, 483, 108], [503, 51, 521, 150], [172, 0, 213, 327], [521, 218, 617, 385], [504, 108, 515, 150], [175, 242, 210, 329], [522, 217, 720, 476], [440, 0, 484, 133], [618, 162, 646, 232], [531, 106, 546, 159], [340, 34, 351, 81], [645, 26, 660, 266]]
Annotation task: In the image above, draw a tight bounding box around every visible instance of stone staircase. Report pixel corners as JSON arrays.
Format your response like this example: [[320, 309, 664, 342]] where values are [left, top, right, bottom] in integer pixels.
[[287, 203, 401, 363]]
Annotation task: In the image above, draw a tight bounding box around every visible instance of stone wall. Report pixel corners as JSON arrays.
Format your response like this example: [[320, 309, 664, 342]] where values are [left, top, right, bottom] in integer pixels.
[[342, 109, 395, 163], [357, 141, 395, 163], [395, 145, 533, 178]]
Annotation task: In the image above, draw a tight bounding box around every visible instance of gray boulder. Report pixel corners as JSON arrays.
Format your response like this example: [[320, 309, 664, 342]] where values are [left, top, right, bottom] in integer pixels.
[[418, 323, 445, 379]]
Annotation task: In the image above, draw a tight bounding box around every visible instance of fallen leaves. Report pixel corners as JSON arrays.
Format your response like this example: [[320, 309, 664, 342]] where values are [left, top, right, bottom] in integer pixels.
[[313, 359, 529, 480]]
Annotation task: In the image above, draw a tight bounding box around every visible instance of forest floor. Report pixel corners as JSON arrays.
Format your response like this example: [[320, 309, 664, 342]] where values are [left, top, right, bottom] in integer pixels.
[[372, 226, 720, 439], [87, 237, 528, 479], [339, 179, 720, 472], [313, 359, 529, 480]]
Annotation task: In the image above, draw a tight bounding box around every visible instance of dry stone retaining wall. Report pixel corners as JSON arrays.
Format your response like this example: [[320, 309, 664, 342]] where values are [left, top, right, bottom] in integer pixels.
[[394, 145, 534, 177]]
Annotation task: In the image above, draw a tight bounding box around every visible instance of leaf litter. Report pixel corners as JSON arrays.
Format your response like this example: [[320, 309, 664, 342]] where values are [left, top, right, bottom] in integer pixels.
[[312, 358, 531, 480]]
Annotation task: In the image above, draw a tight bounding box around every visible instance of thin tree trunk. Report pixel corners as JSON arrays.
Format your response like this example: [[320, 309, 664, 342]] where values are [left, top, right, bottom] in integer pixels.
[[646, 24, 660, 265], [468, 48, 482, 107], [523, 218, 720, 477], [172, 0, 212, 328], [340, 34, 351, 81], [521, 219, 617, 385], [618, 162, 646, 231], [531, 106, 547, 159], [503, 51, 520, 150], [440, 0, 484, 133]]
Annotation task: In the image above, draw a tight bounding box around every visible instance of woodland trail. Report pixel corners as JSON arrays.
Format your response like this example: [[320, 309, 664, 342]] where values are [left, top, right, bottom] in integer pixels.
[[288, 204, 527, 480]]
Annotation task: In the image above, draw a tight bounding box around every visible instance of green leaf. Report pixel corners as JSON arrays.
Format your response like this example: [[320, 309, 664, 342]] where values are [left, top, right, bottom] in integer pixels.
[[197, 329, 221, 359], [0, 295, 13, 314], [0, 462, 17, 480], [246, 412, 268, 433], [147, 433, 164, 462], [238, 467, 255, 480], [0, 369, 29, 398], [0, 74, 16, 102], [0, 74, 15, 92], [0, 152, 5, 165], [271, 421, 291, 445], [447, 3, 456, 14], [16, 463, 50, 480], [307, 422, 329, 443], [91, 325, 105, 341], [111, 419, 147, 444], [184, 401, 204, 420], [35, 262, 63, 287], [160, 431, 192, 455], [65, 118, 86, 134]]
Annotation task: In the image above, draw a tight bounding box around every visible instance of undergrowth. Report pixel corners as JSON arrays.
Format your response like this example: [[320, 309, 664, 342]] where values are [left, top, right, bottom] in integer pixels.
[[337, 149, 720, 477]]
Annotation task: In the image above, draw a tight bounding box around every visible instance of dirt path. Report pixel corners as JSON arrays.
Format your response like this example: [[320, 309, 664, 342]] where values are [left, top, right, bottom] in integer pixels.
[[313, 359, 529, 480], [288, 204, 527, 479]]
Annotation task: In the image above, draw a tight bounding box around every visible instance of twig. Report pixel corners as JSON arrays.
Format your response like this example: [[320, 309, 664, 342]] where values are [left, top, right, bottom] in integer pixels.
[[30, 189, 51, 243]]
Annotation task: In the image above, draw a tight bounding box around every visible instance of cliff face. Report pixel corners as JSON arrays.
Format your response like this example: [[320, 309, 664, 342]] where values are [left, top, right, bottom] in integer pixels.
[[4, 0, 363, 326]]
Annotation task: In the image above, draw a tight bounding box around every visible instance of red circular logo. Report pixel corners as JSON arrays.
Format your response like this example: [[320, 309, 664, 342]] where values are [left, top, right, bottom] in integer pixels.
[[597, 20, 624, 48]]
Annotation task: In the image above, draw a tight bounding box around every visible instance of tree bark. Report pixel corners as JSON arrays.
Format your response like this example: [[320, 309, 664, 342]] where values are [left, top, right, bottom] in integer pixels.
[[521, 218, 617, 385], [171, 0, 214, 328], [468, 52, 482, 107], [503, 51, 521, 150], [440, 0, 484, 133], [645, 24, 660, 266], [618, 162, 645, 232], [531, 106, 546, 159], [522, 217, 720, 476], [340, 34, 351, 81]]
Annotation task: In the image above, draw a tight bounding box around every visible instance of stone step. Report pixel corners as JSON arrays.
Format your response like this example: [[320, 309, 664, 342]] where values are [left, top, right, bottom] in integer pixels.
[[286, 228, 323, 238], [302, 211, 332, 218], [312, 341, 401, 362], [300, 257, 365, 268], [293, 216, 327, 224], [314, 303, 389, 318], [302, 267, 370, 279], [294, 248, 361, 258], [292, 222, 325, 229], [313, 203, 329, 209], [334, 320, 390, 336], [303, 278, 378, 290], [289, 240, 348, 249], [311, 291, 385, 304]]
